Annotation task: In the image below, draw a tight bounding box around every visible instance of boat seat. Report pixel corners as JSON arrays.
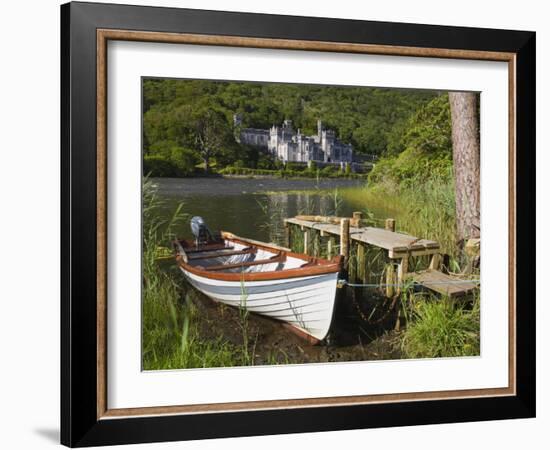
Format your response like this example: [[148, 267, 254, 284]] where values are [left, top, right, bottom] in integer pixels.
[[184, 243, 233, 254], [204, 253, 286, 271], [187, 247, 255, 260]]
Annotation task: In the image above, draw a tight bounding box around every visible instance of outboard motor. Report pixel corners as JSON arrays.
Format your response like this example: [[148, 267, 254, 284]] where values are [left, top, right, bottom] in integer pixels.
[[190, 216, 214, 249]]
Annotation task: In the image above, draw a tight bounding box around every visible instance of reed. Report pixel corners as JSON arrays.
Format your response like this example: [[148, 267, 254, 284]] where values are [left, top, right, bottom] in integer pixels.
[[340, 176, 461, 265], [142, 178, 247, 369], [255, 197, 286, 246]]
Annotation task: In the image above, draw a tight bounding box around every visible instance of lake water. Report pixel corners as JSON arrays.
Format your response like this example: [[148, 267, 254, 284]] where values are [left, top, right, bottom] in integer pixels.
[[153, 176, 370, 243]]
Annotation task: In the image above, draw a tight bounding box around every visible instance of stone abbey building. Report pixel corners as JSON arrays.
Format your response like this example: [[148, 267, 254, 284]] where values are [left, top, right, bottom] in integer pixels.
[[234, 115, 353, 165]]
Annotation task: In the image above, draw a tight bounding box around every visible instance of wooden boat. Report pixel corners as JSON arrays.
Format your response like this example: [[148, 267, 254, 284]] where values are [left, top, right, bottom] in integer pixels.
[[174, 231, 343, 343]]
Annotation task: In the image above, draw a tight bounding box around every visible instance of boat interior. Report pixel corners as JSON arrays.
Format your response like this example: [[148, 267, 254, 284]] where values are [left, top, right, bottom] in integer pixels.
[[175, 239, 318, 274]]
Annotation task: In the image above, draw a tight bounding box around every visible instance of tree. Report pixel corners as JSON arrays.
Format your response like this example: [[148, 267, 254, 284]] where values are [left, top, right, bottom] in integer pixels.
[[193, 110, 233, 173], [448, 92, 480, 242], [367, 94, 453, 186]]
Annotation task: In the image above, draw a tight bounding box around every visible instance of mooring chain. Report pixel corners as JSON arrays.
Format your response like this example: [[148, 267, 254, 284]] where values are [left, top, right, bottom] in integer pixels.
[[349, 285, 399, 325]]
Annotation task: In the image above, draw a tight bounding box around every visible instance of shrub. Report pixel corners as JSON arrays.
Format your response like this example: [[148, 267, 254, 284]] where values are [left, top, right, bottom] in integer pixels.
[[143, 156, 182, 177], [320, 165, 337, 177], [257, 155, 276, 170], [145, 142, 199, 177], [368, 94, 453, 187], [170, 147, 199, 176]]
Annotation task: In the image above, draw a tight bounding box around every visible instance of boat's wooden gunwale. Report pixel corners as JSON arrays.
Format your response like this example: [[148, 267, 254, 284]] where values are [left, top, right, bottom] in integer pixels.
[[176, 236, 342, 282]]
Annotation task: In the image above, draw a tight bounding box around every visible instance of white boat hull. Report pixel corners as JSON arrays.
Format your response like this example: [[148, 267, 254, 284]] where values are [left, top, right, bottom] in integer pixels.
[[180, 269, 339, 341]]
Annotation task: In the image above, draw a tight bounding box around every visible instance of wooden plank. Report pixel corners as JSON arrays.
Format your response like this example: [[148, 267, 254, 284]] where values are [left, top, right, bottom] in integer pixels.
[[352, 228, 439, 252], [389, 248, 440, 259], [411, 270, 479, 297]]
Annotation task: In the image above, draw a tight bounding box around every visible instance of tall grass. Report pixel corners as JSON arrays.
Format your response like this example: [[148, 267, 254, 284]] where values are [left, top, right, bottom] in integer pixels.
[[340, 175, 458, 261], [256, 196, 286, 246], [399, 294, 480, 358]]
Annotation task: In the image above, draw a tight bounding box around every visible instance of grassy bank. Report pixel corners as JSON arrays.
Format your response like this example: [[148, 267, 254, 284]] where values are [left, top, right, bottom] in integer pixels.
[[219, 165, 366, 179]]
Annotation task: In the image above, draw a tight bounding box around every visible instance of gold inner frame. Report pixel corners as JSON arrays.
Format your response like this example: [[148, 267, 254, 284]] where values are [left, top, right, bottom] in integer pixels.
[[96, 29, 517, 420]]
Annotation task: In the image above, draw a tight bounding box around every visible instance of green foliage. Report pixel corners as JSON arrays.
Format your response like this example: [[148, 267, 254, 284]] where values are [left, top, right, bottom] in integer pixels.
[[400, 296, 480, 358], [368, 94, 453, 187], [285, 162, 307, 172], [257, 152, 276, 170], [171, 147, 200, 174], [143, 78, 439, 175], [143, 156, 181, 178], [320, 165, 338, 177]]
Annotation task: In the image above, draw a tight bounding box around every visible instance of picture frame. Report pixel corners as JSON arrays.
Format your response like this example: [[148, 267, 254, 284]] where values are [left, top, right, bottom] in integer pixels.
[[60, 1, 535, 447]]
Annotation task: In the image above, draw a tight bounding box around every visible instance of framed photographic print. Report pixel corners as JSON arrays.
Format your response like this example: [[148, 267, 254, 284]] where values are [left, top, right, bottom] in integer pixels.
[[61, 1, 536, 447]]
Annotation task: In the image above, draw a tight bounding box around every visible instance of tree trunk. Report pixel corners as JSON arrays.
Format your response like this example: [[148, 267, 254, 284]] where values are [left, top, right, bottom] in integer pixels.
[[449, 92, 480, 242], [203, 155, 210, 173]]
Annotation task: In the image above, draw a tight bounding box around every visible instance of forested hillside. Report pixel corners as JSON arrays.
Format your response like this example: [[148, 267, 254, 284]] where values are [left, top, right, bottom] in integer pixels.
[[142, 78, 444, 177]]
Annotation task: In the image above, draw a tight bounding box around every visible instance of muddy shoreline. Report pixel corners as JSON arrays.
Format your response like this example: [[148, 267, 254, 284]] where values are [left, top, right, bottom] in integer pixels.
[[187, 284, 403, 366]]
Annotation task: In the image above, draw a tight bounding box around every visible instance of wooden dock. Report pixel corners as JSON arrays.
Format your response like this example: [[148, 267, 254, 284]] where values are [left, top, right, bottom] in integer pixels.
[[284, 213, 477, 298], [285, 217, 439, 258]]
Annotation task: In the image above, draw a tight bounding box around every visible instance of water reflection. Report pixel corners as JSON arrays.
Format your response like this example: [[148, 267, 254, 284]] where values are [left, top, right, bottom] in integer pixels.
[[154, 177, 365, 243]]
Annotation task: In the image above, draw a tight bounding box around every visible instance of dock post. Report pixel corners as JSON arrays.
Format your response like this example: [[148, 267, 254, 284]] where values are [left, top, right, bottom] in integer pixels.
[[397, 256, 408, 294], [352, 211, 363, 227], [356, 244, 366, 284], [385, 218, 396, 232], [303, 230, 309, 255], [429, 253, 441, 270], [313, 230, 320, 257], [385, 263, 395, 298], [340, 218, 350, 266], [327, 236, 335, 259]]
